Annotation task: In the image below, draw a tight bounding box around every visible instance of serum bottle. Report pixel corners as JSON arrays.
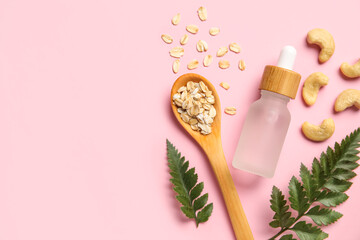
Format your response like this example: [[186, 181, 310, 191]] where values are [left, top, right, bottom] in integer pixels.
[[232, 46, 301, 178]]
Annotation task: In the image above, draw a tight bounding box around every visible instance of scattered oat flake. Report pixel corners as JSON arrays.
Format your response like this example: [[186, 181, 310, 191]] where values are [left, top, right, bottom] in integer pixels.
[[172, 59, 180, 74], [225, 107, 236, 115], [238, 60, 246, 71], [186, 24, 199, 34], [197, 6, 207, 21], [180, 34, 189, 45], [203, 55, 213, 67], [209, 27, 220, 36], [169, 46, 184, 58], [220, 82, 230, 90], [161, 34, 173, 44], [219, 60, 230, 69], [196, 40, 208, 52], [229, 43, 241, 53], [217, 47, 228, 57], [172, 13, 181, 25], [187, 59, 199, 70]]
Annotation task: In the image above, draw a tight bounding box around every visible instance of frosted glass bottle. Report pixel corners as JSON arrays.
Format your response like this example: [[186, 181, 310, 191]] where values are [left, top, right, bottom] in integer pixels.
[[232, 46, 301, 178]]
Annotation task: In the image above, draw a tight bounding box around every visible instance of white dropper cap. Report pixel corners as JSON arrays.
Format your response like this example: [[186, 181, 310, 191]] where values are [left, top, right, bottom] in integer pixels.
[[259, 45, 301, 99], [276, 45, 297, 70]]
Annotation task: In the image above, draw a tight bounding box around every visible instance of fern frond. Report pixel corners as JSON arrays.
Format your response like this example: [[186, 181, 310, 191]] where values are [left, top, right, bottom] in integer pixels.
[[269, 128, 360, 239], [166, 139, 213, 227]]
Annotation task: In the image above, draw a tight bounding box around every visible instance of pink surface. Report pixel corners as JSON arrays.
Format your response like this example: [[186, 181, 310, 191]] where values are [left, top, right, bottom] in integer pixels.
[[0, 0, 359, 239]]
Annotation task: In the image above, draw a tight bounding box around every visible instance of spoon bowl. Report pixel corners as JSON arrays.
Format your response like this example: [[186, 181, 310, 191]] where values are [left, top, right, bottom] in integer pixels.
[[170, 73, 254, 240], [171, 73, 221, 147]]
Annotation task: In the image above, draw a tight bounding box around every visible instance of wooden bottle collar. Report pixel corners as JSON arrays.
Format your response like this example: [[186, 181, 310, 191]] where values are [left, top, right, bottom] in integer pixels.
[[259, 65, 301, 99]]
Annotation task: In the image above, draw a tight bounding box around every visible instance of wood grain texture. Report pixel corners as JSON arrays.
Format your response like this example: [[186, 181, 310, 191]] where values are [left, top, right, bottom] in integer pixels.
[[170, 73, 254, 240], [259, 65, 301, 99]]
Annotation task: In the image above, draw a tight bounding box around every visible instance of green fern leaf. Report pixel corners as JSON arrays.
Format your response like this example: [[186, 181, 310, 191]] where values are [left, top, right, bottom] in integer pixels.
[[190, 182, 204, 203], [300, 164, 318, 201], [325, 147, 335, 169], [320, 153, 331, 177], [316, 191, 348, 207], [312, 158, 326, 188], [335, 160, 358, 171], [288, 176, 310, 216], [184, 168, 198, 191], [332, 168, 356, 181], [269, 128, 360, 239], [176, 195, 190, 208], [323, 178, 352, 192], [305, 205, 343, 226], [181, 206, 195, 219], [269, 186, 295, 229], [194, 193, 208, 211], [291, 221, 328, 240], [166, 139, 213, 227], [196, 203, 213, 226]]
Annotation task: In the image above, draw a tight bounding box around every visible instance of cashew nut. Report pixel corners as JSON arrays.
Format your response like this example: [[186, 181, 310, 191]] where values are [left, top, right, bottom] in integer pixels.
[[307, 28, 335, 63], [302, 72, 329, 106], [340, 59, 360, 78], [302, 118, 335, 142], [334, 89, 360, 112]]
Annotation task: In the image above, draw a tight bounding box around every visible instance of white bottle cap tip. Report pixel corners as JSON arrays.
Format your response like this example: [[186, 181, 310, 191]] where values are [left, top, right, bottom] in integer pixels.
[[277, 45, 297, 70]]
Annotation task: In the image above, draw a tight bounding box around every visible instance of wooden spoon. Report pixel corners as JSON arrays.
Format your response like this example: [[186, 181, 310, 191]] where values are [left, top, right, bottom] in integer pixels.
[[170, 73, 254, 240]]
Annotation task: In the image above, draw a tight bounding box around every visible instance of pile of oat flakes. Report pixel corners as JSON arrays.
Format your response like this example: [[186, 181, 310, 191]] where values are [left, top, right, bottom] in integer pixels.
[[173, 81, 216, 135]]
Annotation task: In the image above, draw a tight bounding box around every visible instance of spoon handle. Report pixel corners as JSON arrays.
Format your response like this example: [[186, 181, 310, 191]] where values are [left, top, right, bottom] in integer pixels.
[[204, 142, 254, 240]]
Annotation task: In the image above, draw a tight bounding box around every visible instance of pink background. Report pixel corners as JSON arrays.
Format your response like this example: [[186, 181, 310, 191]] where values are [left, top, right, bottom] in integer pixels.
[[0, 0, 359, 239]]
